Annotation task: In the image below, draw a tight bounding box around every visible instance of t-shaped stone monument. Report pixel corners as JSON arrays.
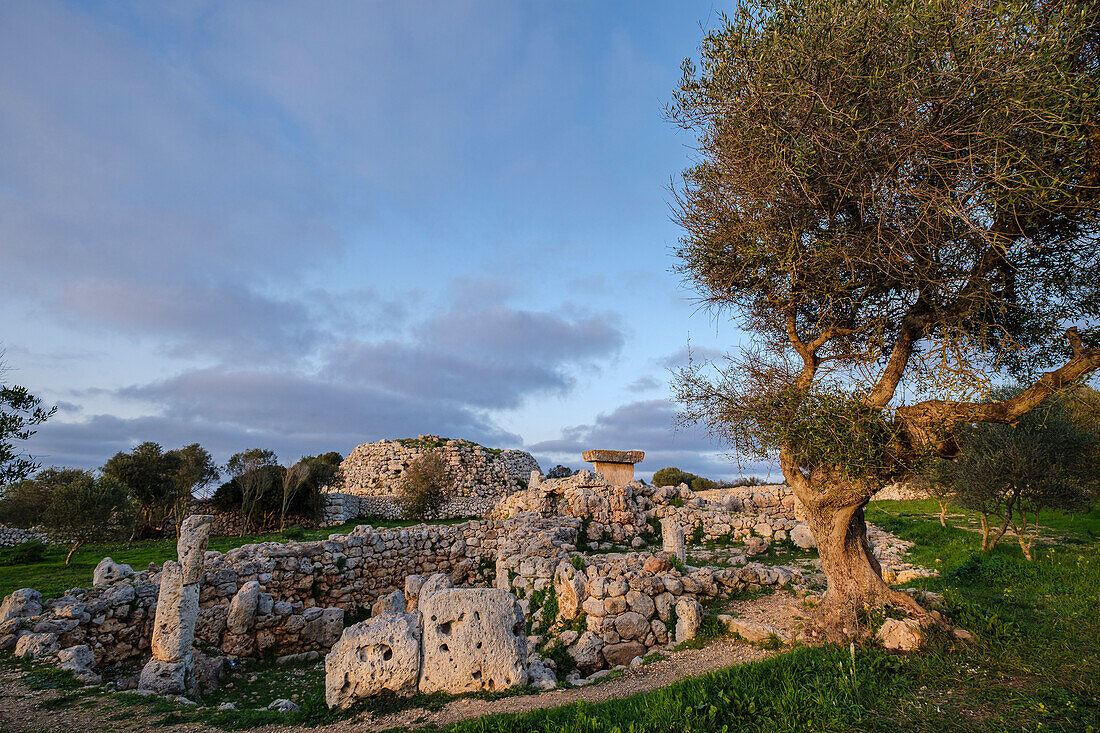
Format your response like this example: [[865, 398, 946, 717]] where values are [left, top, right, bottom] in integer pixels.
[[581, 450, 644, 486]]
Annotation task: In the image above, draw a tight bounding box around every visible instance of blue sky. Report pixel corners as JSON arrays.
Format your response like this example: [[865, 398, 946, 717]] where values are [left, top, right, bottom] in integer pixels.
[[0, 1, 777, 480]]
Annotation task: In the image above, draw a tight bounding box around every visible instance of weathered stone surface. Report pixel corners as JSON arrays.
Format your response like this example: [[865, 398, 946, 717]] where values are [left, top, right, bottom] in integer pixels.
[[527, 659, 557, 690], [418, 573, 454, 603], [93, 558, 134, 587], [554, 561, 586, 620], [177, 515, 214, 585], [566, 630, 604, 674], [602, 641, 646, 667], [227, 581, 260, 635], [0, 588, 42, 624], [404, 575, 426, 610], [625, 590, 655, 618], [876, 618, 923, 651], [722, 617, 789, 644], [744, 536, 770, 555], [325, 613, 421, 708], [303, 608, 345, 647], [789, 524, 815, 550], [614, 612, 650, 641], [675, 598, 704, 643], [58, 644, 101, 684], [661, 518, 685, 564], [15, 632, 57, 659], [418, 587, 527, 694], [268, 699, 299, 713], [371, 590, 405, 618], [150, 561, 200, 662], [137, 653, 195, 696]]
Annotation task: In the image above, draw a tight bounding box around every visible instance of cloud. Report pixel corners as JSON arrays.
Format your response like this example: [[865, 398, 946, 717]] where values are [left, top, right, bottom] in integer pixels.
[[657, 345, 726, 370], [626, 375, 663, 393], [529, 399, 779, 481]]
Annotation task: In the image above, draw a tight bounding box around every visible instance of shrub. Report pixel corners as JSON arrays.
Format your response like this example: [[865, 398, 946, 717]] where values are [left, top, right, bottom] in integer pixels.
[[0, 539, 47, 566], [546, 464, 576, 479], [653, 467, 698, 487], [40, 472, 132, 564], [0, 467, 83, 527], [399, 449, 451, 521]]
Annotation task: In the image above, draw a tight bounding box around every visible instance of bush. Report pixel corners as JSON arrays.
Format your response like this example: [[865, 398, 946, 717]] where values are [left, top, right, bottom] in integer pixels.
[[0, 467, 83, 527], [546, 464, 576, 479], [0, 539, 47, 566], [40, 472, 132, 564], [653, 467, 698, 487], [399, 450, 451, 521]]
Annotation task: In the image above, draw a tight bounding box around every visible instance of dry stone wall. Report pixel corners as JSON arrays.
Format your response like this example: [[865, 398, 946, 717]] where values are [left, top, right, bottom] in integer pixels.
[[0, 524, 52, 547], [338, 436, 539, 517]]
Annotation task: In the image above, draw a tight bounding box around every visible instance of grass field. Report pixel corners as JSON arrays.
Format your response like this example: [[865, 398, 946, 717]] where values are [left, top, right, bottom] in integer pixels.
[[0, 516, 470, 599], [2, 501, 1097, 731]]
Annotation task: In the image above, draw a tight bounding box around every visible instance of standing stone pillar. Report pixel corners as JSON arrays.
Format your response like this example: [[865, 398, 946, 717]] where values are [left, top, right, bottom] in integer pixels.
[[139, 515, 214, 696], [661, 517, 686, 565]]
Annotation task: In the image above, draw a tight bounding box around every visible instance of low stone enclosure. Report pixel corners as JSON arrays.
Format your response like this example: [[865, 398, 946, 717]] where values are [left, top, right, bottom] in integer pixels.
[[0, 467, 933, 710]]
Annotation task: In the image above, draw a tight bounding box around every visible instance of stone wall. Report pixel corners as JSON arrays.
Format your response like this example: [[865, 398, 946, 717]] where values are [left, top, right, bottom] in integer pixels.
[[338, 436, 539, 511], [0, 524, 52, 548]]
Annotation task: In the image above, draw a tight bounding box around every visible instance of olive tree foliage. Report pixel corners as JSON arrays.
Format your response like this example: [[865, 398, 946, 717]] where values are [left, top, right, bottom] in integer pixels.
[[102, 442, 182, 540], [226, 449, 280, 536], [669, 0, 1100, 633], [925, 396, 1095, 559], [0, 357, 56, 485], [40, 473, 132, 564]]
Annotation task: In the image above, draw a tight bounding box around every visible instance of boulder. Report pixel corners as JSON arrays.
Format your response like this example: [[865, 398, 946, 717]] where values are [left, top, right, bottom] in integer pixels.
[[325, 612, 421, 708], [418, 573, 454, 602], [137, 653, 195, 696], [418, 587, 527, 695], [744, 536, 770, 556], [268, 699, 299, 713], [527, 659, 557, 690], [675, 598, 704, 643], [566, 630, 605, 674], [789, 524, 815, 550], [93, 557, 134, 587], [302, 607, 345, 647], [226, 581, 260, 635], [554, 562, 586, 620], [602, 641, 646, 667], [876, 618, 924, 651], [404, 575, 426, 610], [613, 612, 650, 641], [722, 617, 790, 644], [371, 590, 405, 617], [57, 644, 100, 683], [0, 588, 42, 624], [15, 632, 57, 660]]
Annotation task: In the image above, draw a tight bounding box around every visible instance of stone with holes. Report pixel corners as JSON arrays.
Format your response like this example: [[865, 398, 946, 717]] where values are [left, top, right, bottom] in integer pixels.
[[418, 587, 527, 694], [324, 612, 421, 708]]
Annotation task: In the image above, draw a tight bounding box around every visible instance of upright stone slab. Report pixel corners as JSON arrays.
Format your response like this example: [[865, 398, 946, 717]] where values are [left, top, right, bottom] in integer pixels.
[[661, 518, 686, 564], [325, 612, 421, 708], [418, 587, 527, 694], [139, 514, 213, 696]]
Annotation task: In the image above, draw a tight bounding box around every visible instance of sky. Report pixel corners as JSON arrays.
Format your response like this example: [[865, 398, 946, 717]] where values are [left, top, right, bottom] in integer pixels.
[[0, 1, 780, 481]]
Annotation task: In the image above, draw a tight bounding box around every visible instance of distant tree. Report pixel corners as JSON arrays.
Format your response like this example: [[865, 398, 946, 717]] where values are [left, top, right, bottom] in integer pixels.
[[226, 449, 280, 536], [930, 395, 1096, 559], [299, 452, 344, 492], [166, 443, 220, 531], [226, 448, 278, 478], [40, 473, 132, 564], [0, 467, 84, 528], [280, 462, 311, 531], [652, 467, 698, 488], [103, 442, 181, 541], [913, 462, 957, 528], [546, 465, 576, 480], [399, 450, 451, 522], [1, 359, 56, 484]]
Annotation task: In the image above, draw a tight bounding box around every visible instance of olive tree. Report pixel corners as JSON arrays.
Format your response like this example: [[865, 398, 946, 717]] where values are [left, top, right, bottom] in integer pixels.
[[670, 0, 1100, 635], [1, 358, 56, 484]]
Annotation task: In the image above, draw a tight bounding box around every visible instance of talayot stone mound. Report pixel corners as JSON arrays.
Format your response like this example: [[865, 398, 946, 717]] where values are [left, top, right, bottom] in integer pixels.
[[337, 435, 540, 517]]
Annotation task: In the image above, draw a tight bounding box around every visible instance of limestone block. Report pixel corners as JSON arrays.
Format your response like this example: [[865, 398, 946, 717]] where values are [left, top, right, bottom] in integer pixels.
[[404, 575, 426, 609], [93, 557, 134, 587], [744, 536, 770, 556], [567, 630, 605, 674], [625, 590, 655, 618], [15, 632, 57, 659], [527, 659, 557, 690], [418, 573, 454, 602], [602, 641, 646, 667], [554, 562, 586, 620], [675, 598, 704, 644], [723, 617, 790, 644], [150, 561, 200, 663], [303, 608, 345, 647], [876, 618, 924, 651], [138, 653, 195, 696], [227, 581, 260, 635], [325, 613, 421, 708], [372, 590, 405, 617], [792, 521, 818, 545], [0, 588, 42, 624], [177, 515, 214, 585], [418, 587, 527, 694], [58, 644, 101, 684], [613, 612, 650, 641], [661, 518, 685, 564]]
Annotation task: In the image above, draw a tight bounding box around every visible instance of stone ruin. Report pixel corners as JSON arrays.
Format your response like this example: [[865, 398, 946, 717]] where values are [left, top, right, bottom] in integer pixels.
[[582, 449, 644, 486], [330, 436, 540, 520], [0, 454, 936, 709]]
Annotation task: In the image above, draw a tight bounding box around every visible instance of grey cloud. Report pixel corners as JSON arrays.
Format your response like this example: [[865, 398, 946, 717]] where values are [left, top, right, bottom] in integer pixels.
[[626, 375, 663, 393], [529, 399, 778, 481], [657, 345, 726, 370]]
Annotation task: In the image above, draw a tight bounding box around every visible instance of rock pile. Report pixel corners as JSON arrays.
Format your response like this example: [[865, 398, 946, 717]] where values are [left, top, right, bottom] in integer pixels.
[[0, 524, 52, 547]]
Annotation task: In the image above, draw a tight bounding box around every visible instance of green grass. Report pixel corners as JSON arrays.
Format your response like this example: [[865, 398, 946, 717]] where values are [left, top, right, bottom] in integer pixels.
[[0, 516, 469, 599]]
